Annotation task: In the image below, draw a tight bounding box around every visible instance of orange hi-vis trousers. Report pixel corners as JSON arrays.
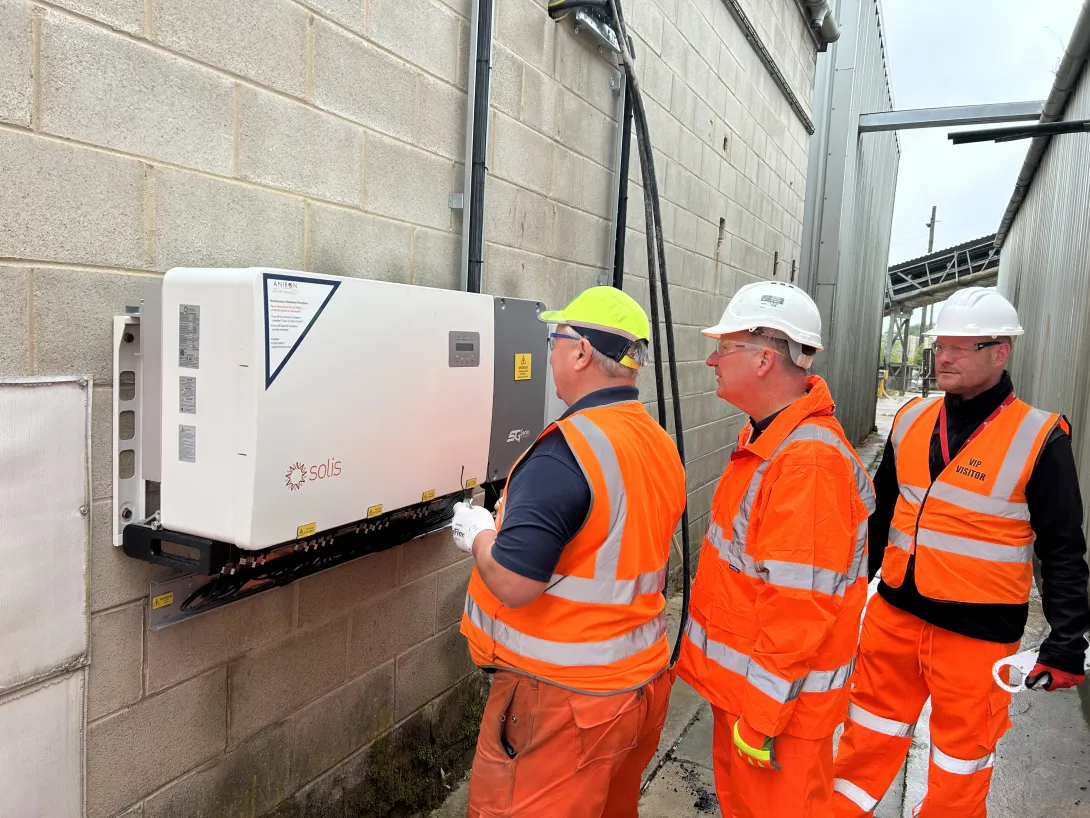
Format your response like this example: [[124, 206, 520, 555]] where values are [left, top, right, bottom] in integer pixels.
[[467, 669, 673, 817], [711, 708, 836, 817], [832, 596, 1019, 818]]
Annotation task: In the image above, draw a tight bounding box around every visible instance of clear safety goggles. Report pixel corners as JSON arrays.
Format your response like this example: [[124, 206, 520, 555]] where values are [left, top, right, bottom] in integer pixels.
[[713, 340, 783, 357], [933, 340, 1002, 360]]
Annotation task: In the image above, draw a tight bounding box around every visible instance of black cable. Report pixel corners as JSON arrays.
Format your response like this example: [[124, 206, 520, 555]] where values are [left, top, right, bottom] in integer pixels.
[[612, 72, 633, 289], [605, 0, 691, 666], [466, 0, 494, 292]]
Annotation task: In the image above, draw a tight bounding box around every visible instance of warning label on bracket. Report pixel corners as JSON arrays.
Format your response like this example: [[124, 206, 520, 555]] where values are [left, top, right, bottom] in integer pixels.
[[264, 274, 340, 389]]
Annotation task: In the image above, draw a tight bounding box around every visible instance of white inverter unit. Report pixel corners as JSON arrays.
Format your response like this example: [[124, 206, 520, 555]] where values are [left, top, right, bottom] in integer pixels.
[[158, 268, 496, 550]]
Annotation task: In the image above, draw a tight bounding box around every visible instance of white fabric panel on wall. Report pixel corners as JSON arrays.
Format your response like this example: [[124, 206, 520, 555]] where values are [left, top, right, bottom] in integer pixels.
[[0, 377, 91, 692]]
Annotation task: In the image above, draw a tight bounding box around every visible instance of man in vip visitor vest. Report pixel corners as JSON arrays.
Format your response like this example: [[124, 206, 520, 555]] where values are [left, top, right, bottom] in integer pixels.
[[451, 286, 686, 817], [833, 287, 1090, 818], [675, 281, 877, 817]]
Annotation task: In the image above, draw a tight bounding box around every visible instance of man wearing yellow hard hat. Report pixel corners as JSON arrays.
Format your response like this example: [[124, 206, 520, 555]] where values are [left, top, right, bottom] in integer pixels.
[[454, 286, 687, 817]]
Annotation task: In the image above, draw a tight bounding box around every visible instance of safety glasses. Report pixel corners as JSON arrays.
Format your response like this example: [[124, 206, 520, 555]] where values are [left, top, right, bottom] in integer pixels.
[[713, 340, 783, 357], [549, 332, 581, 350], [933, 340, 1002, 359]]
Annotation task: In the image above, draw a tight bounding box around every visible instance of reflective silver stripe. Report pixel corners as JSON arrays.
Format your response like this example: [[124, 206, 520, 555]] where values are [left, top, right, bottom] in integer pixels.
[[851, 520, 869, 580], [709, 520, 759, 576], [545, 567, 666, 604], [465, 595, 666, 666], [566, 414, 626, 577], [889, 526, 912, 551], [930, 745, 995, 775], [833, 779, 878, 812], [900, 483, 928, 505], [545, 414, 669, 605], [756, 559, 852, 597], [915, 528, 1032, 564], [801, 657, 855, 693], [685, 618, 848, 699], [927, 481, 1030, 520], [747, 661, 805, 704], [731, 457, 772, 551], [849, 702, 914, 737], [990, 407, 1056, 500], [891, 397, 940, 452], [685, 617, 749, 676]]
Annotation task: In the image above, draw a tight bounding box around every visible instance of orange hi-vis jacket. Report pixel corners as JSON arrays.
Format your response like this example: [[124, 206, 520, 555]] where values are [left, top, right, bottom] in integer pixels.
[[461, 399, 687, 694], [676, 377, 876, 740], [881, 395, 1064, 605]]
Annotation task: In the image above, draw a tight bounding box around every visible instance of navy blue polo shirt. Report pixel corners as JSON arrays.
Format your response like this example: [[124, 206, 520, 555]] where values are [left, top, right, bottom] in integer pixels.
[[491, 386, 640, 582]]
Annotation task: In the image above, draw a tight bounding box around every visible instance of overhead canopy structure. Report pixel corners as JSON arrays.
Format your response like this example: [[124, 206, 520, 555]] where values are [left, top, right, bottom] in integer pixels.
[[884, 234, 1000, 315]]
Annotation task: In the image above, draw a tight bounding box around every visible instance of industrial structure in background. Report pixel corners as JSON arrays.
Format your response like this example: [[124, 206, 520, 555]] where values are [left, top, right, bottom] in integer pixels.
[[882, 232, 1002, 392]]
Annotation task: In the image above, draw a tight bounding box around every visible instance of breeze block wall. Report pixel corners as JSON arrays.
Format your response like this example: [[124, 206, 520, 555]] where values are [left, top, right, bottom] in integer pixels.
[[0, 0, 817, 814]]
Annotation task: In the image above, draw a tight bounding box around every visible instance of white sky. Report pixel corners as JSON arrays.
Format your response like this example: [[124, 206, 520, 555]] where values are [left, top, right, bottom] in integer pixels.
[[879, 0, 1084, 329]]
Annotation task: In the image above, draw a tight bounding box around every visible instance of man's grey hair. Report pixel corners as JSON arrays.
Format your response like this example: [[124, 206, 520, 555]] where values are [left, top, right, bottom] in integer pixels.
[[568, 328, 648, 379], [752, 329, 811, 375]]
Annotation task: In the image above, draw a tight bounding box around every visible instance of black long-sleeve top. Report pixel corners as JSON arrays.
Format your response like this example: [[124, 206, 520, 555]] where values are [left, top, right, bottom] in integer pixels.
[[869, 371, 1090, 674]]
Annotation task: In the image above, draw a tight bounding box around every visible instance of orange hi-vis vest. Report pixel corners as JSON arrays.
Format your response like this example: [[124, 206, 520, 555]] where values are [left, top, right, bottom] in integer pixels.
[[881, 395, 1063, 605], [460, 399, 687, 694], [676, 377, 876, 740]]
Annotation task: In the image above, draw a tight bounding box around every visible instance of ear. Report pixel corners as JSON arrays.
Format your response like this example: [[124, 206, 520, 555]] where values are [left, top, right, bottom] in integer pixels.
[[754, 349, 777, 379], [572, 339, 593, 372], [994, 343, 1012, 366]]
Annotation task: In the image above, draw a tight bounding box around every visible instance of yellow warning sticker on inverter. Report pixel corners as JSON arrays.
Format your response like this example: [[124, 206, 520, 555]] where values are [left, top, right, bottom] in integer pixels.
[[466, 478, 478, 489], [422, 489, 436, 502], [297, 522, 317, 538], [367, 504, 383, 518], [514, 353, 532, 381], [151, 591, 174, 610]]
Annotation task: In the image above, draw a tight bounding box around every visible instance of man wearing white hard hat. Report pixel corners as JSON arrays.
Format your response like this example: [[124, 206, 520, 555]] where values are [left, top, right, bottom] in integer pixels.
[[675, 281, 876, 816], [832, 287, 1090, 818]]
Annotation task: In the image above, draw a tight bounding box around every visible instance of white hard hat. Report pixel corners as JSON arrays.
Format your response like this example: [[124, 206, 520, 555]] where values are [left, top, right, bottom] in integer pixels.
[[702, 281, 823, 368], [926, 287, 1024, 338]]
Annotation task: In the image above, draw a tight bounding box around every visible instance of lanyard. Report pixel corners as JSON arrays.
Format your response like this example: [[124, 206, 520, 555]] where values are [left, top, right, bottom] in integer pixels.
[[938, 393, 1016, 466]]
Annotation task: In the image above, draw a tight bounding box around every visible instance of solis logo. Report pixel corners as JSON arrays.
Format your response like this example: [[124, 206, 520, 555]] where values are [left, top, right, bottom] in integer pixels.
[[285, 459, 343, 491]]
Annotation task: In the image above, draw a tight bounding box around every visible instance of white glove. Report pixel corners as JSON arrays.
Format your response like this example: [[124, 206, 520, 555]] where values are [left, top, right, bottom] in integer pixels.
[[451, 501, 496, 553]]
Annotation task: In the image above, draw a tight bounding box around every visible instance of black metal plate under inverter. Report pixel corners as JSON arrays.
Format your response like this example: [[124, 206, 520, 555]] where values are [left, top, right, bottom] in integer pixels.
[[487, 297, 548, 483]]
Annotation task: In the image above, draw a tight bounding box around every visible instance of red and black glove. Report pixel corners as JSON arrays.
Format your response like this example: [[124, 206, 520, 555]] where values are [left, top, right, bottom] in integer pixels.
[[1025, 663, 1086, 691]]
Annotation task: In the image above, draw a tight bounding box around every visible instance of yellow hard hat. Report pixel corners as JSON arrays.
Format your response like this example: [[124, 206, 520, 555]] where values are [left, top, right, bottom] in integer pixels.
[[539, 286, 650, 370], [539, 286, 650, 341]]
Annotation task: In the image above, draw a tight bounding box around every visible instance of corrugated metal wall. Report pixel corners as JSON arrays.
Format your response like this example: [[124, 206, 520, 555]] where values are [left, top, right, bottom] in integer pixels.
[[997, 64, 1090, 522], [800, 0, 899, 444]]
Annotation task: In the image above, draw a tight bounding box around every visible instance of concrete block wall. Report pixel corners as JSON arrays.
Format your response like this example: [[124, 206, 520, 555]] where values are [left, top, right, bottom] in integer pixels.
[[0, 0, 816, 814]]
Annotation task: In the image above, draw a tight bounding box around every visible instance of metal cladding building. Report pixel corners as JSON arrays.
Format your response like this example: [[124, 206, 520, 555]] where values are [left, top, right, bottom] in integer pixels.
[[996, 2, 1090, 525], [799, 0, 900, 444]]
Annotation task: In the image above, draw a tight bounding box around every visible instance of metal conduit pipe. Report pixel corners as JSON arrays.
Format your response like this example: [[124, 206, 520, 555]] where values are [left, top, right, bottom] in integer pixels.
[[801, 0, 840, 45], [995, 0, 1090, 248]]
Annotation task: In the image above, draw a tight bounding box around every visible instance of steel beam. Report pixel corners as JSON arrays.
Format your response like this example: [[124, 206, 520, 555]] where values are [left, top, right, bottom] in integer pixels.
[[858, 101, 1045, 133]]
